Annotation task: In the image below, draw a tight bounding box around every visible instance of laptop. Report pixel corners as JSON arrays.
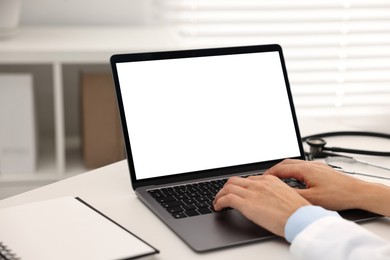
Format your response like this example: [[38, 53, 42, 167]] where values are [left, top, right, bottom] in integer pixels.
[[110, 44, 379, 252]]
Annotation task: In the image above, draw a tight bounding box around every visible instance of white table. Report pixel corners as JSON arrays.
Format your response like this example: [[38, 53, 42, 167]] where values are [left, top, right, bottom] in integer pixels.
[[1, 117, 390, 259]]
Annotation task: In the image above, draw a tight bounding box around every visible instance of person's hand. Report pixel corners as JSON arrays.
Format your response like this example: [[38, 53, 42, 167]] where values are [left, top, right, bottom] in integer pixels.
[[264, 159, 369, 211], [213, 175, 310, 237]]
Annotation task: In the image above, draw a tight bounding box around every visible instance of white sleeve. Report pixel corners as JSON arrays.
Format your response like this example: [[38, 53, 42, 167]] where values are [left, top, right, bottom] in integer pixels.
[[290, 216, 390, 260]]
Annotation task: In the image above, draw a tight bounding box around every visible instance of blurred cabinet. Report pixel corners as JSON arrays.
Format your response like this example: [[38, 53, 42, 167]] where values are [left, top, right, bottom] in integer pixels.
[[0, 26, 178, 198]]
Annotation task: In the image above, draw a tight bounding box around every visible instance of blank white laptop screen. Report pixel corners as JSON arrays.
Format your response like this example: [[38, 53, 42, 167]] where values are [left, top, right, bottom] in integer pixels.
[[116, 51, 301, 180]]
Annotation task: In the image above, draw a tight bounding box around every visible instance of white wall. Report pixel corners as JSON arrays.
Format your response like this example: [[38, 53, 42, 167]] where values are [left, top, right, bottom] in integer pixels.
[[20, 0, 152, 26]]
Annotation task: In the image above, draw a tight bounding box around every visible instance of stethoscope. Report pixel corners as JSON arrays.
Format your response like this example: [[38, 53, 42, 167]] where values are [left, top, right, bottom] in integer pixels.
[[302, 131, 390, 180]]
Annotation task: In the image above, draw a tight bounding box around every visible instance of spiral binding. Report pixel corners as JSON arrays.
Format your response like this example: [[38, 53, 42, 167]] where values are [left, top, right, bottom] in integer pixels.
[[0, 242, 19, 260]]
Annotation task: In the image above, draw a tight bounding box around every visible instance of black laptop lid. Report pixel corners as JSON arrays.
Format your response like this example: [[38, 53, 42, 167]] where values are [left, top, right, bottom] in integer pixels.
[[110, 44, 305, 189]]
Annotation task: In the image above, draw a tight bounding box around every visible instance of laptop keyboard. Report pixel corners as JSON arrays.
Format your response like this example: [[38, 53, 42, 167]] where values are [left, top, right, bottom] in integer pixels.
[[148, 176, 305, 219]]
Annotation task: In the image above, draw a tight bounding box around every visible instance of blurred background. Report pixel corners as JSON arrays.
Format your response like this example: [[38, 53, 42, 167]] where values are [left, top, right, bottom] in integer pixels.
[[1, 0, 389, 199]]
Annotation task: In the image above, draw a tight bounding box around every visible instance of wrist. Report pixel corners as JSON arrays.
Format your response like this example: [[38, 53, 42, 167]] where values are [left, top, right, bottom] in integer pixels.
[[357, 182, 390, 216]]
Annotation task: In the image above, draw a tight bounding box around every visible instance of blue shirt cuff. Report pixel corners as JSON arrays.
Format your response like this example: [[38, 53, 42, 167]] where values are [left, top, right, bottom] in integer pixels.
[[285, 205, 340, 243]]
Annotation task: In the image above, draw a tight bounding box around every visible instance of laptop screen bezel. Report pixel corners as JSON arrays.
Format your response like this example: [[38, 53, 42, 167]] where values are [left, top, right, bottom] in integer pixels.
[[110, 44, 305, 190]]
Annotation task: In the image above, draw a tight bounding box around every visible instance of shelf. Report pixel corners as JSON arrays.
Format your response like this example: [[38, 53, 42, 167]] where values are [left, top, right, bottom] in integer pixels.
[[0, 26, 181, 198], [0, 137, 82, 183], [0, 26, 180, 63]]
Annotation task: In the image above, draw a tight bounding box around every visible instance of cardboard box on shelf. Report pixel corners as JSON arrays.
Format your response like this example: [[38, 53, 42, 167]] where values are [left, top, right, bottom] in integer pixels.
[[81, 73, 125, 169]]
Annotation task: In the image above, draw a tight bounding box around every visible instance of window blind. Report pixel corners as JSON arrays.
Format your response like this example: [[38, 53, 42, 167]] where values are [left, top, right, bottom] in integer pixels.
[[151, 0, 390, 118]]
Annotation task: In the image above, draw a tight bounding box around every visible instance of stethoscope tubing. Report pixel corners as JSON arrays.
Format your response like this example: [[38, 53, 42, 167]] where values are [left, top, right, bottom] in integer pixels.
[[302, 131, 390, 157]]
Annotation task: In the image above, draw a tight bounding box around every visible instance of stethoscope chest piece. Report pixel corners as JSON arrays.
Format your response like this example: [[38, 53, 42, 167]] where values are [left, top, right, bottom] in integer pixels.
[[306, 138, 327, 157]]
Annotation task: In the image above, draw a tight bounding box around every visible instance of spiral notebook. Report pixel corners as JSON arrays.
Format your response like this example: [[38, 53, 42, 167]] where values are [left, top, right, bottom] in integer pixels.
[[0, 197, 158, 260]]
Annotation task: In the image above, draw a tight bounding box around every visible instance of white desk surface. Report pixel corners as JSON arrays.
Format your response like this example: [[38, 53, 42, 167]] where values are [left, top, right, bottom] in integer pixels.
[[1, 117, 390, 259]]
